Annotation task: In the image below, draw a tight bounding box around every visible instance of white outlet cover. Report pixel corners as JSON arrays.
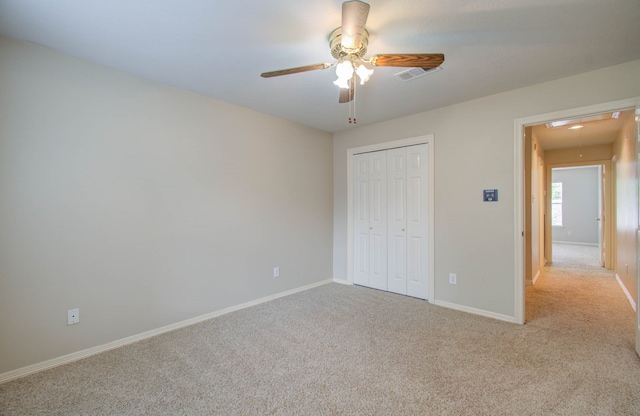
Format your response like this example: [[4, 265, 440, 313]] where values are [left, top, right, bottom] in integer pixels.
[[449, 273, 457, 284], [67, 308, 79, 325]]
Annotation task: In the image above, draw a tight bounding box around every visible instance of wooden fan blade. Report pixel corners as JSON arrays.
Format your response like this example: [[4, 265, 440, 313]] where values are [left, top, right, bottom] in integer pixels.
[[341, 1, 370, 50], [370, 54, 445, 68], [338, 77, 355, 103], [261, 63, 331, 78]]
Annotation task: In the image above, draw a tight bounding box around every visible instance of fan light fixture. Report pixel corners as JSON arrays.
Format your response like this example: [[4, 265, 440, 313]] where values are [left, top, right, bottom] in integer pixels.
[[333, 60, 374, 88], [260, 1, 445, 124], [334, 61, 354, 88], [355, 63, 374, 84]]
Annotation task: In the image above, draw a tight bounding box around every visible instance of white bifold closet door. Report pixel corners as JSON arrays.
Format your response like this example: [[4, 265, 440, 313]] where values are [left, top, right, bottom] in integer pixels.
[[353, 150, 388, 291], [353, 144, 429, 300]]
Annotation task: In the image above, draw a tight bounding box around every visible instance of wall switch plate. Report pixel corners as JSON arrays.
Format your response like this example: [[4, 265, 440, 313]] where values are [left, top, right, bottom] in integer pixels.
[[483, 189, 498, 202], [449, 273, 457, 285], [273, 267, 280, 278], [67, 308, 79, 325]]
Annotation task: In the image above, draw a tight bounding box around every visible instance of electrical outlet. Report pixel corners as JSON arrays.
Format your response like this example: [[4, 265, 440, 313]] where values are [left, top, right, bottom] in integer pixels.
[[273, 267, 280, 278], [449, 273, 457, 285], [67, 308, 79, 325]]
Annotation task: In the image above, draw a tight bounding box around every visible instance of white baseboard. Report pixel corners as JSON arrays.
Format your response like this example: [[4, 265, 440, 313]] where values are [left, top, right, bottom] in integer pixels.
[[332, 280, 518, 323], [433, 299, 518, 324], [0, 279, 334, 384], [552, 241, 598, 246], [615, 273, 637, 312], [532, 269, 541, 285]]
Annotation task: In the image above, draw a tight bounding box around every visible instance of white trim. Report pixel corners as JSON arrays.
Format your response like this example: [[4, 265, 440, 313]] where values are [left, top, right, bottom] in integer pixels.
[[433, 300, 517, 323], [0, 279, 333, 384], [333, 278, 350, 285], [514, 115, 525, 324], [427, 139, 436, 302], [551, 241, 599, 246], [616, 273, 637, 312], [346, 135, 435, 301], [553, 165, 601, 171], [348, 136, 433, 155], [532, 269, 541, 285], [514, 97, 640, 325]]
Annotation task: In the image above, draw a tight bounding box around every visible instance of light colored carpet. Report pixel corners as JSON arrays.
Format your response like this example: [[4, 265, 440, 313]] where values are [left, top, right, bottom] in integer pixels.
[[552, 242, 601, 268], [1, 259, 639, 415]]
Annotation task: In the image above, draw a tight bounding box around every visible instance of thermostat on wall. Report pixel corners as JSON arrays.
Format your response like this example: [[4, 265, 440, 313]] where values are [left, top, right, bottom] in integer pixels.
[[483, 189, 498, 202]]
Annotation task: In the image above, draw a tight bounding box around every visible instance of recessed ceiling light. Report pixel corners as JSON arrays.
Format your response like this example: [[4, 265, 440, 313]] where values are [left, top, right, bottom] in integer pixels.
[[545, 112, 615, 128], [611, 111, 621, 119], [546, 120, 570, 128]]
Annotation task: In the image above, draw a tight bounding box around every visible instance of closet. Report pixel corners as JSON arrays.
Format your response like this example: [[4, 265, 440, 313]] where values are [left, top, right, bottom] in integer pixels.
[[353, 143, 429, 300]]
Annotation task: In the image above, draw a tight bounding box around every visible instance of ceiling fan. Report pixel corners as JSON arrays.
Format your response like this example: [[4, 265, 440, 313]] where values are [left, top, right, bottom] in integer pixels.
[[260, 0, 444, 112]]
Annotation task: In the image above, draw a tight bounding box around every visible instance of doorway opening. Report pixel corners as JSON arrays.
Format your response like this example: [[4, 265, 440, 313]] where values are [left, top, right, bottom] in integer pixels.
[[513, 97, 640, 325], [549, 165, 604, 270]]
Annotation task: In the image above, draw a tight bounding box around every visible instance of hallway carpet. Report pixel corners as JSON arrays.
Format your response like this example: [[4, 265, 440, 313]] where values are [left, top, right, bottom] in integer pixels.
[[551, 242, 601, 268]]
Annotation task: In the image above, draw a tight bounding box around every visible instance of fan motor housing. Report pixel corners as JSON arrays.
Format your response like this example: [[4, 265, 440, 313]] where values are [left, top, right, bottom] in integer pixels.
[[329, 27, 369, 59]]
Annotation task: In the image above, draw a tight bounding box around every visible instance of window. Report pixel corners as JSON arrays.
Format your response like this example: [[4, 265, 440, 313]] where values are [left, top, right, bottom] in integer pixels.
[[551, 182, 563, 226]]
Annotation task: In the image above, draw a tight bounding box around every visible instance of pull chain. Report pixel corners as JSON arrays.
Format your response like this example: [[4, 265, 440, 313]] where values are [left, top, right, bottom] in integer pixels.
[[353, 78, 357, 124], [348, 76, 357, 124]]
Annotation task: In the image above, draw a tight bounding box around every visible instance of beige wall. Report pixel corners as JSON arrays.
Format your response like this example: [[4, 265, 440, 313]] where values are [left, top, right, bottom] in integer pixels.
[[613, 113, 638, 304], [2, 32, 639, 377], [524, 127, 533, 281], [545, 144, 613, 165], [524, 127, 544, 283], [333, 59, 640, 319], [538, 141, 547, 272], [531, 134, 545, 279], [0, 37, 334, 375]]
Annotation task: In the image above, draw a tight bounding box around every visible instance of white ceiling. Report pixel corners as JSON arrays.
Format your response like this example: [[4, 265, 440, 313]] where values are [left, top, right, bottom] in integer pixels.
[[1, 0, 639, 133]]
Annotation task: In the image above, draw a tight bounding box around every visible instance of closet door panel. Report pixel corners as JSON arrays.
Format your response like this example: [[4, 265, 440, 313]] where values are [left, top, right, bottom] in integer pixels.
[[368, 151, 387, 290], [352, 143, 429, 299], [353, 153, 370, 286], [406, 144, 429, 299], [387, 148, 407, 295]]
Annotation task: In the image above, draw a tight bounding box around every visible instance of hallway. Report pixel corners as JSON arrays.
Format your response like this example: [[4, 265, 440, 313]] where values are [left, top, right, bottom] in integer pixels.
[[526, 243, 635, 348]]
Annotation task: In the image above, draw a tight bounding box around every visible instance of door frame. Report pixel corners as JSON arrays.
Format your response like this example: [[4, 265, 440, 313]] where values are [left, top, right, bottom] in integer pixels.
[[635, 106, 640, 359], [514, 97, 640, 324], [346, 134, 435, 301], [545, 163, 611, 267]]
